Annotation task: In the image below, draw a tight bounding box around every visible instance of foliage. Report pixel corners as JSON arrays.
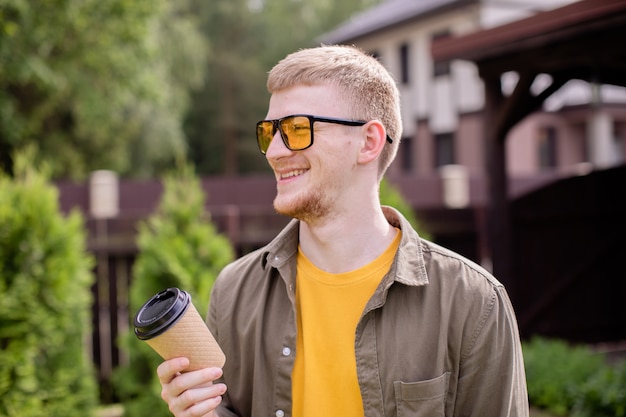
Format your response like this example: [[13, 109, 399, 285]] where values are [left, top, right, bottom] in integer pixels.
[[1, 0, 384, 177], [523, 337, 626, 417], [0, 149, 97, 416], [380, 178, 431, 239], [572, 359, 626, 417], [186, 0, 384, 175], [185, 0, 270, 175], [0, 0, 207, 179], [113, 160, 234, 417]]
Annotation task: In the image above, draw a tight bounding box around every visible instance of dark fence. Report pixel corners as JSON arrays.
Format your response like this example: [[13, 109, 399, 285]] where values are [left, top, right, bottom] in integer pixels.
[[511, 165, 626, 344]]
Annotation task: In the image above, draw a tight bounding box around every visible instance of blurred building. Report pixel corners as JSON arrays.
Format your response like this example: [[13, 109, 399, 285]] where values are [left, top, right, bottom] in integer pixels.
[[321, 0, 625, 182], [321, 0, 625, 253], [320, 0, 626, 343]]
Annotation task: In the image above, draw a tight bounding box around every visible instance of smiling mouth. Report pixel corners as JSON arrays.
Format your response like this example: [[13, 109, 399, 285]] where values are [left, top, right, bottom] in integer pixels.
[[279, 169, 308, 180]]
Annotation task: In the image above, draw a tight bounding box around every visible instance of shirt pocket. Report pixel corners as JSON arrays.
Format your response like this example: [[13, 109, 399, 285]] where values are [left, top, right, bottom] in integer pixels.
[[393, 372, 450, 417]]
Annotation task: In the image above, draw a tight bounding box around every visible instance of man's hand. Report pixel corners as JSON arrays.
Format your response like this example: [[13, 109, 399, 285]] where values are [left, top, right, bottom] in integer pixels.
[[157, 357, 227, 417]]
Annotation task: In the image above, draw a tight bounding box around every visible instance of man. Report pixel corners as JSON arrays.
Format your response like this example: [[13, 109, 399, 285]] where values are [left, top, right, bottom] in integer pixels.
[[157, 45, 529, 417]]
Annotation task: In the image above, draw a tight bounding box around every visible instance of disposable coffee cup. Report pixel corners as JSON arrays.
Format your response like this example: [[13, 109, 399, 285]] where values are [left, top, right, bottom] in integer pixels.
[[134, 287, 225, 371]]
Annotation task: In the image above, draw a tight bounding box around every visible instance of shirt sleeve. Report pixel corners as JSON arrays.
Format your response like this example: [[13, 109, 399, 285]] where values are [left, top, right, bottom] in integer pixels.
[[454, 286, 529, 417], [207, 277, 242, 417]]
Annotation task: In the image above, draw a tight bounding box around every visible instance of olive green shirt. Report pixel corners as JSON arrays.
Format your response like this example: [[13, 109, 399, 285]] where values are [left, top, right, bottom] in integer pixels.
[[208, 207, 529, 417]]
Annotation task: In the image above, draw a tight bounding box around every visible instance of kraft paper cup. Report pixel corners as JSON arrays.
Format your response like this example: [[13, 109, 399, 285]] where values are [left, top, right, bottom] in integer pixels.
[[134, 287, 225, 371]]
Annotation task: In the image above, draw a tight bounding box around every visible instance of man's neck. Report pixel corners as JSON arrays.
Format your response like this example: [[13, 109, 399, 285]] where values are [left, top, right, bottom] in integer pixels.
[[297, 205, 396, 274]]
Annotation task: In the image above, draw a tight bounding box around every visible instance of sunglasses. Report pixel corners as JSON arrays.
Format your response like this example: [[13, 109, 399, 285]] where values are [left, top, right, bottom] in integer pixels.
[[255, 114, 393, 155]]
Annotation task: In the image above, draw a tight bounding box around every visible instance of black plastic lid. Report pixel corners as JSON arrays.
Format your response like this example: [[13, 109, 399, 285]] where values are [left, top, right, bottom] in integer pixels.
[[134, 287, 190, 340]]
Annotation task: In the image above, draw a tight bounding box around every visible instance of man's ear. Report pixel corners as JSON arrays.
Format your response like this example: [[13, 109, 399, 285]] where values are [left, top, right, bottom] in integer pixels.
[[358, 120, 387, 164]]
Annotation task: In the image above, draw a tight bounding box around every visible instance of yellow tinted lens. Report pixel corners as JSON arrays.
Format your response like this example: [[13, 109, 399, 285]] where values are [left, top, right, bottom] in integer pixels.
[[281, 116, 311, 150], [256, 122, 274, 153]]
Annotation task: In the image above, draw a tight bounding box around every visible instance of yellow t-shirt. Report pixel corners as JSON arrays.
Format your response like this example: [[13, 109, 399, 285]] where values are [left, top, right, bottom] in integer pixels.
[[292, 229, 401, 417]]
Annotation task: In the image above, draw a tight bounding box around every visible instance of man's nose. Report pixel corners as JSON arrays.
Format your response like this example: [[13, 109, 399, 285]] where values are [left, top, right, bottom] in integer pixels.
[[265, 130, 292, 159]]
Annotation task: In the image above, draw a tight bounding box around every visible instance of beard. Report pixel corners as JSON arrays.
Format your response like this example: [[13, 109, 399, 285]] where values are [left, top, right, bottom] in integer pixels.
[[273, 184, 333, 224]]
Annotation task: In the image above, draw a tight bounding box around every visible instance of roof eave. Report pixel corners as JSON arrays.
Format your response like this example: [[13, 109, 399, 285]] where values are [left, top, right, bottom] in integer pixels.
[[432, 0, 626, 63], [319, 0, 476, 45]]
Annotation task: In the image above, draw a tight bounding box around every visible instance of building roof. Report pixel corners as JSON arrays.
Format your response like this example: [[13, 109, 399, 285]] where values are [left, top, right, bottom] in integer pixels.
[[431, 0, 626, 86], [320, 0, 472, 44]]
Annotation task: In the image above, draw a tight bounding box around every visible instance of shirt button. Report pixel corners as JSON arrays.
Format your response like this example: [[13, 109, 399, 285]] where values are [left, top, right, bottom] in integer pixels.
[[275, 410, 285, 417], [282, 347, 291, 356], [274, 255, 280, 261]]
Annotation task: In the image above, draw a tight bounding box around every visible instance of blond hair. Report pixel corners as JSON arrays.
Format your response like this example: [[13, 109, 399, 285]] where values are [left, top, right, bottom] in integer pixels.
[[267, 45, 402, 178]]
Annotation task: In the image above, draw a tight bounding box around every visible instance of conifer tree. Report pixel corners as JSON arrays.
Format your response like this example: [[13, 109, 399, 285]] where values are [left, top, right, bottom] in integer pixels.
[[114, 161, 234, 416], [0, 150, 97, 417]]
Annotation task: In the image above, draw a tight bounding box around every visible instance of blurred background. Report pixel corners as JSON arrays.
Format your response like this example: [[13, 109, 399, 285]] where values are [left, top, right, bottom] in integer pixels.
[[2, 0, 625, 416]]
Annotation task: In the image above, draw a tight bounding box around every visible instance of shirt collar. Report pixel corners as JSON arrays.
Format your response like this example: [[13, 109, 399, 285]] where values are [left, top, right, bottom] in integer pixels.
[[382, 206, 429, 287], [261, 207, 429, 287]]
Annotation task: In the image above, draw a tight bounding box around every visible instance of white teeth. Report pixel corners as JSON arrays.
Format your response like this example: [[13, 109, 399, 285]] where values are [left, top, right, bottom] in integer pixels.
[[281, 169, 307, 179]]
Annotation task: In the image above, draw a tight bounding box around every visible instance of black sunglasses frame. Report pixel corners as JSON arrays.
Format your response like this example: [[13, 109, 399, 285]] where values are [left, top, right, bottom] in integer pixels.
[[255, 114, 393, 155]]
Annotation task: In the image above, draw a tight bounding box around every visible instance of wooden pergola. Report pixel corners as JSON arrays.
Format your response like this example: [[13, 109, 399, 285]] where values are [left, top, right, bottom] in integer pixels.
[[432, 0, 626, 301]]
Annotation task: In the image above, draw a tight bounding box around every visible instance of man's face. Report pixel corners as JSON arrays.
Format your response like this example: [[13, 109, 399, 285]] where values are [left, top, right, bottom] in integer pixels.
[[264, 84, 362, 224]]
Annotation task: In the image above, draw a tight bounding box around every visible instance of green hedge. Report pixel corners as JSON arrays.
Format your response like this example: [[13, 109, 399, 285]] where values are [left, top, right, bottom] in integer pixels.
[[0, 153, 98, 417], [524, 337, 626, 417], [572, 359, 626, 417]]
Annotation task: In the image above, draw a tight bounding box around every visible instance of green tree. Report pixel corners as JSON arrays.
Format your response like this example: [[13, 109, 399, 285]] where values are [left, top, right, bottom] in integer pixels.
[[185, 0, 271, 175], [0, 0, 207, 179], [0, 149, 97, 417], [114, 161, 234, 417], [186, 0, 383, 175]]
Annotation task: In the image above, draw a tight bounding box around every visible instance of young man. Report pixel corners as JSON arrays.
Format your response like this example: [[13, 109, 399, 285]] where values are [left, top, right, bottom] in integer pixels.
[[157, 45, 529, 417]]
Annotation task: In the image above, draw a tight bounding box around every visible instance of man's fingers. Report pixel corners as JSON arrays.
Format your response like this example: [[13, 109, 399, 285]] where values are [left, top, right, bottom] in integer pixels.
[[157, 357, 190, 384], [157, 364, 227, 417], [183, 393, 224, 417], [176, 382, 226, 409]]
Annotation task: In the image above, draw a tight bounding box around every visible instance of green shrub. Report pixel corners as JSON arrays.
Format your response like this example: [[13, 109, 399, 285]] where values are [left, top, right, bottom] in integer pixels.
[[0, 152, 98, 417], [523, 337, 611, 416], [572, 359, 626, 417], [114, 161, 234, 417]]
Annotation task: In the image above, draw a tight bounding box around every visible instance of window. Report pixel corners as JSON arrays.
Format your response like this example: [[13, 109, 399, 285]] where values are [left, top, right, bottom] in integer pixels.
[[400, 136, 413, 172], [399, 43, 410, 84], [435, 132, 455, 167], [432, 30, 451, 77], [538, 126, 557, 169]]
